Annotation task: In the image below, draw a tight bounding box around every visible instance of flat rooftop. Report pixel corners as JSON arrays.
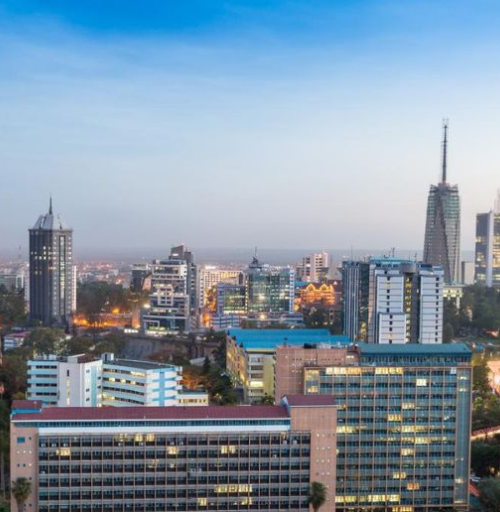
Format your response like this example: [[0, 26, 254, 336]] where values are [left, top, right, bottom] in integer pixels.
[[11, 404, 292, 423], [105, 359, 178, 371], [228, 329, 350, 350], [356, 342, 471, 357]]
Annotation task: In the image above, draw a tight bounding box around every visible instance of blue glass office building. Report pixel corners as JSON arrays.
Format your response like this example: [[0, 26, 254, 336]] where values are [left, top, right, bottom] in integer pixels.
[[304, 343, 472, 511]]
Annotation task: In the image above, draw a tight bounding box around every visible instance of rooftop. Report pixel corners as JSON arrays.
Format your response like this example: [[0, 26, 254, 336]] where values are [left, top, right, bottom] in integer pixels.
[[12, 404, 289, 422], [356, 343, 471, 357], [284, 395, 336, 407], [228, 329, 350, 350], [105, 359, 179, 371]]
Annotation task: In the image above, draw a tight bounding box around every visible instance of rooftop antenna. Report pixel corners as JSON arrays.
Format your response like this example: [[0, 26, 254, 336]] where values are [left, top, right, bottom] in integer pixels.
[[390, 247, 396, 258], [49, 195, 53, 215], [495, 190, 500, 214], [441, 119, 449, 184]]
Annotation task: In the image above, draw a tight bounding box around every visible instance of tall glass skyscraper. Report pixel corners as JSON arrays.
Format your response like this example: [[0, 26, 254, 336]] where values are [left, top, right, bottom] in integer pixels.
[[423, 121, 461, 284], [29, 199, 74, 326]]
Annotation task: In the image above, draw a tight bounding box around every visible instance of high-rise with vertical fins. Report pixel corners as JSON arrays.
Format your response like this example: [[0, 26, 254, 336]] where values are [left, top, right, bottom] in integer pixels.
[[423, 121, 461, 284], [29, 198, 74, 326]]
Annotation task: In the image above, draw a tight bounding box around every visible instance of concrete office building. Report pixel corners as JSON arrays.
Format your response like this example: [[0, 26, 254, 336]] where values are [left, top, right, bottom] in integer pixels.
[[27, 354, 102, 407], [29, 199, 74, 326], [475, 193, 500, 287], [198, 266, 244, 308], [142, 245, 197, 334], [101, 354, 182, 407], [343, 258, 444, 344], [27, 354, 183, 408], [423, 121, 461, 284], [226, 329, 350, 403], [301, 343, 472, 511], [296, 252, 330, 283], [11, 395, 337, 512]]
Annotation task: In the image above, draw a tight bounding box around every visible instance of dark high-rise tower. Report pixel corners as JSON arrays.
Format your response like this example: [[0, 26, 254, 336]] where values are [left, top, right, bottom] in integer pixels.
[[423, 121, 461, 284], [29, 199, 74, 326]]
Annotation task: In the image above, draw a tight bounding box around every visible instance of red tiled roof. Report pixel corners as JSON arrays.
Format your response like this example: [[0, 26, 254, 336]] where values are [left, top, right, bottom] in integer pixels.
[[12, 405, 289, 422], [285, 395, 336, 407], [12, 400, 43, 410]]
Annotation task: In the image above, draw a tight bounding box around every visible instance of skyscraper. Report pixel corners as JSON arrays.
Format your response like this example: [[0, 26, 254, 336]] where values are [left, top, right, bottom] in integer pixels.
[[423, 121, 461, 284], [29, 199, 74, 326], [342, 258, 444, 344], [475, 192, 500, 287]]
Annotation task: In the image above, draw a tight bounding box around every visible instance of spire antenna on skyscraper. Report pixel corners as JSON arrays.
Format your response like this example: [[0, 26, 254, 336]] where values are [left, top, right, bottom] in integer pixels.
[[49, 195, 53, 215], [441, 119, 449, 184], [494, 189, 500, 214]]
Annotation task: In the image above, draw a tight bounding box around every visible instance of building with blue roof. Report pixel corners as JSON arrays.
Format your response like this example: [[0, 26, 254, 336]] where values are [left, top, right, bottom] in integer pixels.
[[226, 329, 351, 403]]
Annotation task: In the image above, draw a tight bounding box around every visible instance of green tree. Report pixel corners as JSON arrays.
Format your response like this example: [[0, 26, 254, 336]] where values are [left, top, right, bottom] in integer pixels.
[[0, 354, 28, 399], [260, 394, 274, 405], [0, 285, 26, 329], [308, 481, 328, 512], [478, 477, 500, 511], [60, 336, 94, 356], [92, 332, 127, 357], [442, 323, 454, 343], [23, 328, 64, 356], [11, 477, 31, 511], [202, 356, 211, 375], [471, 441, 500, 477], [473, 356, 491, 397]]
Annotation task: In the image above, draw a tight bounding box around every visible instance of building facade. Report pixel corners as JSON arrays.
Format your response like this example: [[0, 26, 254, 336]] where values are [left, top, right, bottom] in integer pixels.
[[142, 245, 197, 334], [29, 199, 74, 326], [296, 252, 330, 283], [246, 257, 295, 316], [27, 354, 183, 408], [423, 122, 461, 284], [226, 329, 350, 403], [101, 354, 182, 407], [301, 343, 472, 511], [11, 396, 337, 511], [475, 195, 500, 287], [27, 354, 102, 407], [343, 258, 444, 344], [198, 266, 244, 308]]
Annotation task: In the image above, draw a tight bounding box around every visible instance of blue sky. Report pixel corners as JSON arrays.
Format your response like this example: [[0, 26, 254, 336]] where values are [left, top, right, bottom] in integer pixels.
[[1, 0, 500, 255]]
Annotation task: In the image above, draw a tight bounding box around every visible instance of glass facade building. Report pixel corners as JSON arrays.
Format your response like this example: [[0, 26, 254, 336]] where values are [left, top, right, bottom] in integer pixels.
[[303, 343, 472, 511], [475, 208, 500, 287], [246, 257, 295, 315]]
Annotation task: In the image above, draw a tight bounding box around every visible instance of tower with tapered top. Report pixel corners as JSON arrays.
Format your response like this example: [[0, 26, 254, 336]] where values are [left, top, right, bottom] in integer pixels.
[[423, 120, 461, 284], [29, 199, 74, 326]]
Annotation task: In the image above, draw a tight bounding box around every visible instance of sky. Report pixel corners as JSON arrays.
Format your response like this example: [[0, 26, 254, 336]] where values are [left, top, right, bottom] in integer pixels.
[[1, 0, 500, 256]]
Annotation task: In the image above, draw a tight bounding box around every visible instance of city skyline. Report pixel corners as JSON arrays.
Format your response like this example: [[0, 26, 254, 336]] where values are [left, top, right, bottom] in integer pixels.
[[1, 1, 500, 251]]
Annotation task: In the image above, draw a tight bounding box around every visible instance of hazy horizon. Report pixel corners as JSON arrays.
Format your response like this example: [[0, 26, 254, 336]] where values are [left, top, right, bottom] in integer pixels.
[[0, 246, 476, 267]]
